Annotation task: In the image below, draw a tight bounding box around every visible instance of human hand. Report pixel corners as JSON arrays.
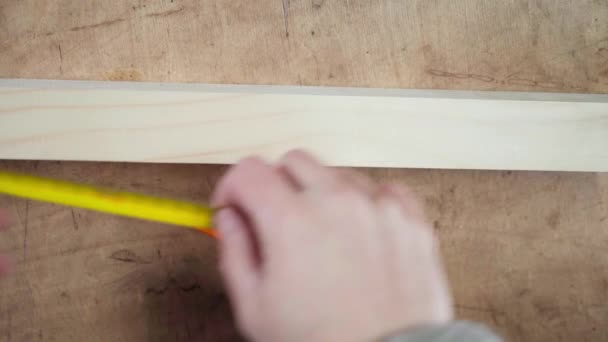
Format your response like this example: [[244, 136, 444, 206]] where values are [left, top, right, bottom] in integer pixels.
[[212, 151, 453, 342]]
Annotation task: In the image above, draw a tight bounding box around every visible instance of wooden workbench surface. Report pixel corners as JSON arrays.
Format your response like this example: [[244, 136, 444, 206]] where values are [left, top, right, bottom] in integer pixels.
[[1, 1, 607, 341]]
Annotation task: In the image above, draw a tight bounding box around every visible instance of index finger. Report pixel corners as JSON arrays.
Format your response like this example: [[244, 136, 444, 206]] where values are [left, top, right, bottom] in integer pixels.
[[212, 157, 295, 241]]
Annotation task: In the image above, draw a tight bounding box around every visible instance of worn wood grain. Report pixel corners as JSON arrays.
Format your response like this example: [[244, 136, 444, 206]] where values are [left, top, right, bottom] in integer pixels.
[[1, 0, 608, 341], [1, 1, 608, 92]]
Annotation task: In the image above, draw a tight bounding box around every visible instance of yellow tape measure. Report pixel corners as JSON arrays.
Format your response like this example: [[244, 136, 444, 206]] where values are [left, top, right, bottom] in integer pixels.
[[0, 170, 215, 236]]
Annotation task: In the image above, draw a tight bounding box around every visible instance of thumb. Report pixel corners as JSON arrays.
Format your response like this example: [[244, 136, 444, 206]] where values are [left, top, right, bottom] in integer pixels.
[[216, 208, 258, 308]]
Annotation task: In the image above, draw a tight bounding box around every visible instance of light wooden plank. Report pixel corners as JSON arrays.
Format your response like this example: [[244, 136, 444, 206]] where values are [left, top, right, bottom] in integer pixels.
[[0, 79, 607, 171]]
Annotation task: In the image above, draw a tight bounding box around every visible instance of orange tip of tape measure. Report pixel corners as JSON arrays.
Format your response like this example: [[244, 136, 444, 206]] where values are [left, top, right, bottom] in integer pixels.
[[198, 227, 218, 239]]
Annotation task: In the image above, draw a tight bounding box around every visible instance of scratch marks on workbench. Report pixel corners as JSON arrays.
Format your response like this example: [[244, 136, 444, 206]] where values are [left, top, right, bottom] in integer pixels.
[[426, 37, 608, 90], [427, 69, 495, 83], [426, 68, 584, 90], [70, 208, 79, 231], [57, 44, 63, 75], [532, 298, 564, 323], [312, 0, 324, 10], [22, 200, 29, 262], [281, 0, 290, 37], [597, 47, 608, 60], [545, 209, 561, 229], [102, 68, 143, 81], [145, 276, 202, 295], [145, 7, 184, 18], [506, 78, 562, 89], [425, 185, 457, 232], [69, 18, 125, 32], [6, 308, 11, 342], [109, 249, 152, 264], [178, 283, 202, 292]]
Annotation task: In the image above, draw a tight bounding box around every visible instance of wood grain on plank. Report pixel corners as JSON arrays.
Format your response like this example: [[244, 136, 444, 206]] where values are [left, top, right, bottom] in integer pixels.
[[1, 79, 607, 171]]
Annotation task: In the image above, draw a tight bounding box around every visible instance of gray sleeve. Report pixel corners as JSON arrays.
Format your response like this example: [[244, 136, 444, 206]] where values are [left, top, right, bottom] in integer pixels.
[[381, 321, 502, 342]]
